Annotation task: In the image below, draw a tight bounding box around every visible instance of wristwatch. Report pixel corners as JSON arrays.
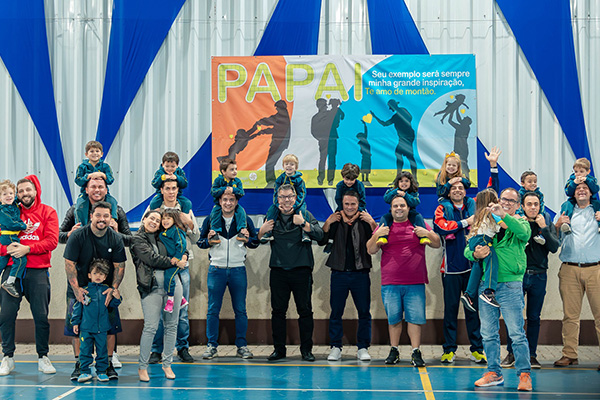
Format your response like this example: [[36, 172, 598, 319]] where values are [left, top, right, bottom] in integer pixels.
[[301, 221, 307, 228]]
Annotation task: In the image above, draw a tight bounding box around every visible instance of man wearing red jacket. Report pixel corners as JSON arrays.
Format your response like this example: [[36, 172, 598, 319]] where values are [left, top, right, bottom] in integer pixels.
[[0, 175, 59, 376]]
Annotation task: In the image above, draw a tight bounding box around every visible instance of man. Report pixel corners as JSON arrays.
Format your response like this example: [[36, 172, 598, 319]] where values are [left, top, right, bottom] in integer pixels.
[[258, 184, 323, 361], [465, 188, 532, 391], [148, 178, 199, 363], [64, 201, 127, 380], [0, 176, 58, 376], [501, 191, 559, 369], [553, 182, 600, 370], [367, 196, 441, 367], [434, 181, 485, 364], [59, 177, 132, 246], [58, 176, 131, 370], [433, 149, 501, 364], [197, 191, 258, 359], [319, 191, 377, 361]]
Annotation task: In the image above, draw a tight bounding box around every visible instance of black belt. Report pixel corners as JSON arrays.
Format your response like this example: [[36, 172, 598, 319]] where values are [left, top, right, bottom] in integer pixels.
[[525, 269, 546, 275], [564, 262, 600, 268]]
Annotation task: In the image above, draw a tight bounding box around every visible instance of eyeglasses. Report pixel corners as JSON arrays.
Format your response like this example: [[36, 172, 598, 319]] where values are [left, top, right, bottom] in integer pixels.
[[278, 195, 295, 200], [499, 197, 519, 205]]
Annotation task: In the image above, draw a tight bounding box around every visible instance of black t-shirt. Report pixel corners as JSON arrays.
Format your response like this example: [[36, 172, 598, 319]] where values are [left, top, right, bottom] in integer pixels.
[[64, 225, 127, 288]]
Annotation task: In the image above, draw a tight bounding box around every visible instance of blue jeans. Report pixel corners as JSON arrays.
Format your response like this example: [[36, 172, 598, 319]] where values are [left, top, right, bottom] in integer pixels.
[[506, 272, 547, 357], [206, 265, 248, 348], [479, 281, 531, 375], [152, 268, 190, 352], [329, 270, 371, 349]]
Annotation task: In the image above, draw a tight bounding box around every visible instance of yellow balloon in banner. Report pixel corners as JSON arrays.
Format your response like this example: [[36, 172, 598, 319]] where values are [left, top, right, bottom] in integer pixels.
[[326, 94, 331, 99], [461, 108, 466, 114], [362, 113, 373, 124], [229, 134, 234, 139], [257, 125, 262, 131], [450, 95, 454, 99]]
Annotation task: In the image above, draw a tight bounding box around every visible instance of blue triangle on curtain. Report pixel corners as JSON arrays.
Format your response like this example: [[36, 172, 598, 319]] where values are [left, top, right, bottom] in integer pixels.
[[496, 0, 590, 165], [366, 0, 428, 55], [96, 0, 187, 156], [0, 1, 73, 203], [255, 0, 322, 56]]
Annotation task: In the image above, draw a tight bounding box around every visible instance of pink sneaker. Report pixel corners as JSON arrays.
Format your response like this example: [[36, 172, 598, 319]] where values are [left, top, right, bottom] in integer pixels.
[[180, 297, 189, 307], [164, 298, 174, 313], [446, 234, 456, 240]]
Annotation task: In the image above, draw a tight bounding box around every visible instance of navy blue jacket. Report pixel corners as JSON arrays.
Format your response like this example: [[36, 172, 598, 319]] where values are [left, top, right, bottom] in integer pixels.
[[71, 282, 121, 333]]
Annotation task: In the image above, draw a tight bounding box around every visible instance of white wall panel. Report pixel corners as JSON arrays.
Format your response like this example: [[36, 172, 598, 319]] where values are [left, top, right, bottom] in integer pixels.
[[0, 0, 597, 220]]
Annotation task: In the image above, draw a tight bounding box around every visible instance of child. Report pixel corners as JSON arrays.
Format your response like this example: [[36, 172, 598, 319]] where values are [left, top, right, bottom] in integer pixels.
[[208, 158, 247, 245], [377, 171, 429, 245], [71, 259, 122, 383], [518, 171, 546, 243], [559, 157, 600, 234], [74, 141, 119, 224], [149, 151, 193, 213], [460, 189, 502, 312], [435, 152, 471, 199], [356, 120, 372, 185], [159, 209, 189, 313], [0, 180, 30, 298], [335, 163, 366, 212], [262, 154, 310, 242]]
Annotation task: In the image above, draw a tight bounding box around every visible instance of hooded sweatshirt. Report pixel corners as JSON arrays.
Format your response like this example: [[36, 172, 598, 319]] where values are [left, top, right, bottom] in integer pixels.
[[14, 175, 59, 269]]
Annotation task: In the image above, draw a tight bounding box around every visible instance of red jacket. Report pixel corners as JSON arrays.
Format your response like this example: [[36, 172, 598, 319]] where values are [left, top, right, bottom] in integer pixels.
[[4, 175, 59, 269]]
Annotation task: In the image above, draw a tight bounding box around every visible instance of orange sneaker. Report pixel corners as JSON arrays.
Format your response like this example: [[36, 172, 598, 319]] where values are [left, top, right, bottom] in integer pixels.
[[518, 372, 532, 391], [475, 371, 504, 387]]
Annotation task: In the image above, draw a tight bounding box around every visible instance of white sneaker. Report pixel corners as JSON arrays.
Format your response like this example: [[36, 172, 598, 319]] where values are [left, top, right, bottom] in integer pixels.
[[0, 356, 15, 376], [357, 348, 371, 361], [38, 356, 56, 374], [111, 352, 122, 368], [327, 347, 342, 361]]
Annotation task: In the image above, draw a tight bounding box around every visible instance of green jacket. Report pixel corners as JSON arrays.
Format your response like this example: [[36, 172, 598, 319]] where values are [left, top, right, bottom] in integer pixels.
[[465, 214, 531, 283]]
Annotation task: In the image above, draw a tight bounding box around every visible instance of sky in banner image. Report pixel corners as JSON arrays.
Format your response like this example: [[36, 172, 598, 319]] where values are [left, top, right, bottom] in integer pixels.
[[212, 55, 477, 189]]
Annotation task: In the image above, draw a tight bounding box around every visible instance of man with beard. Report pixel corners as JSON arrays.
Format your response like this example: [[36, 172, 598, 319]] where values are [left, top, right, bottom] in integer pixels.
[[64, 202, 127, 381], [0, 176, 59, 376], [319, 191, 377, 361], [367, 196, 440, 367]]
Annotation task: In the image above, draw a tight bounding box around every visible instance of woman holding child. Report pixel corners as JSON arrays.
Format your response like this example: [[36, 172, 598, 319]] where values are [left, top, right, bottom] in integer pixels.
[[130, 209, 188, 381]]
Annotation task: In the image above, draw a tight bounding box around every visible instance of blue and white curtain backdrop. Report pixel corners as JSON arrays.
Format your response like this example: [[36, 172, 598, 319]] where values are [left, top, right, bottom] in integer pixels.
[[0, 0, 596, 222]]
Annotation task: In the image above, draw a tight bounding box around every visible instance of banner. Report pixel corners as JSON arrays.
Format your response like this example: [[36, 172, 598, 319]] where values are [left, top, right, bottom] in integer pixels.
[[212, 55, 477, 188]]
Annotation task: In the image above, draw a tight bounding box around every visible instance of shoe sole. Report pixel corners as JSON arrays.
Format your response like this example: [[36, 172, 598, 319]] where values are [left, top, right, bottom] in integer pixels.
[[501, 363, 515, 368], [475, 380, 504, 387], [97, 378, 109, 382], [441, 359, 454, 364], [470, 357, 487, 364], [384, 359, 399, 365], [479, 295, 500, 308], [202, 354, 217, 360], [460, 297, 477, 313], [327, 357, 341, 361], [39, 368, 56, 374]]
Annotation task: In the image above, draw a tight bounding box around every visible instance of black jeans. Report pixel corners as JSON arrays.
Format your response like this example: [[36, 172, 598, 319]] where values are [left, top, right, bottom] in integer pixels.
[[442, 271, 483, 353], [270, 267, 313, 353], [0, 267, 51, 357]]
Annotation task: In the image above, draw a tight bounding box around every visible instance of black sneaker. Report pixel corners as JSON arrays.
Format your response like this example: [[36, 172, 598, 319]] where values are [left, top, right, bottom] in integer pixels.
[[70, 361, 81, 381], [501, 353, 515, 368], [148, 352, 161, 364], [460, 293, 477, 313], [178, 348, 194, 363], [530, 356, 541, 369], [1, 282, 19, 298], [385, 347, 399, 364], [411, 349, 425, 367], [106, 361, 118, 380], [480, 290, 500, 308]]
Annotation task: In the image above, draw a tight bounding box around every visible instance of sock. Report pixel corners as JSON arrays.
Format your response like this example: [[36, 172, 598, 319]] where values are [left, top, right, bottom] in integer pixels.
[[391, 346, 398, 350], [6, 276, 15, 284], [412, 348, 419, 353]]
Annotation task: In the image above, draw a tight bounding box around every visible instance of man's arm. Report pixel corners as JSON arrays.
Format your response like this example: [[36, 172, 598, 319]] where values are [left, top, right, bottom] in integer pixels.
[[502, 213, 531, 242], [59, 206, 79, 244], [65, 258, 85, 303], [366, 225, 388, 255], [114, 206, 132, 246], [304, 212, 324, 242], [433, 204, 469, 236], [196, 217, 213, 249]]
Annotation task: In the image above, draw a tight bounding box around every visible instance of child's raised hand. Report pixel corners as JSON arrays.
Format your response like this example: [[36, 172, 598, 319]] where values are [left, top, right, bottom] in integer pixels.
[[448, 177, 461, 185], [397, 190, 406, 197], [225, 187, 233, 194], [574, 176, 585, 184]]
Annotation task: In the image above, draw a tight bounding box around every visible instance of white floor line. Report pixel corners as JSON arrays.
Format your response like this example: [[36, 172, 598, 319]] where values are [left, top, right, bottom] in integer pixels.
[[51, 386, 81, 400]]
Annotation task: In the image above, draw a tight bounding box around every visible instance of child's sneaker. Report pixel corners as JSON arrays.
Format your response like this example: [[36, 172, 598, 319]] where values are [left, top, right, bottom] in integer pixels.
[[480, 290, 500, 308], [180, 297, 189, 307], [1, 282, 19, 298], [419, 237, 432, 245], [77, 373, 93, 383], [302, 232, 312, 243], [164, 298, 175, 313], [376, 237, 388, 245], [260, 232, 274, 242], [208, 234, 221, 245], [97, 373, 109, 382], [533, 235, 546, 245], [236, 232, 248, 243], [561, 223, 572, 234], [460, 293, 477, 313]]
